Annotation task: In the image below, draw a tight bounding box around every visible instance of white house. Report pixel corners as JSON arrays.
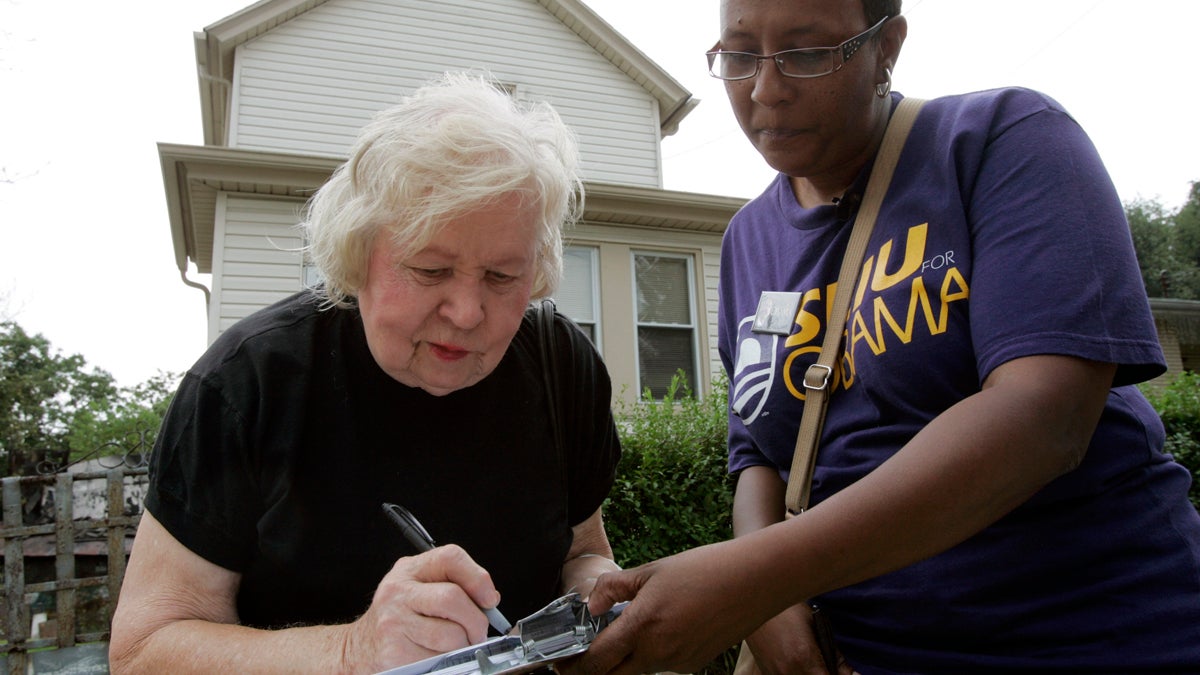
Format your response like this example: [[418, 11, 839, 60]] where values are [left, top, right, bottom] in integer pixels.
[[158, 0, 747, 404]]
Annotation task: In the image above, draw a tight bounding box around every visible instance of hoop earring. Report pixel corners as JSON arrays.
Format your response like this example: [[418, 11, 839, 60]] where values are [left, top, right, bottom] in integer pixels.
[[875, 67, 892, 98]]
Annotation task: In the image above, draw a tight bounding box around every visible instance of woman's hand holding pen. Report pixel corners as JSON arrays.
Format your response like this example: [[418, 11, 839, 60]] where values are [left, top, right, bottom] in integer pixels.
[[339, 545, 503, 673]]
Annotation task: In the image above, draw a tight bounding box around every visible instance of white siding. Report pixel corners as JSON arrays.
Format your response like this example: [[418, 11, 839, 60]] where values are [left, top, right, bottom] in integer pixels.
[[228, 0, 663, 187], [209, 194, 308, 341]]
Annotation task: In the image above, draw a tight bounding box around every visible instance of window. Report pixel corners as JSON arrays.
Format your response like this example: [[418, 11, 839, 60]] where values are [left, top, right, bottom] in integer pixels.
[[557, 246, 601, 349], [302, 260, 322, 289], [633, 252, 697, 399]]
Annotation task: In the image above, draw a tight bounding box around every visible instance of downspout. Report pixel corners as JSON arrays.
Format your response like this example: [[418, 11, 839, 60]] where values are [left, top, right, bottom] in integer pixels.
[[180, 267, 211, 311]]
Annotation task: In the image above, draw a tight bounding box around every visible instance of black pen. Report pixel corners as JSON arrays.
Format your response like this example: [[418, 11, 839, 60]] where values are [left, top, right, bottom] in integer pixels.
[[381, 502, 513, 635]]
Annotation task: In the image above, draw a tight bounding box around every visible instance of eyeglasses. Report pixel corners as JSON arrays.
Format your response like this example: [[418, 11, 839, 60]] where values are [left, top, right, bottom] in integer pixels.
[[706, 16, 890, 81]]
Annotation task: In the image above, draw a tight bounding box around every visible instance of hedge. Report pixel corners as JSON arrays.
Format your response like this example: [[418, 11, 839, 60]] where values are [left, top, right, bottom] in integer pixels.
[[604, 370, 1200, 674]]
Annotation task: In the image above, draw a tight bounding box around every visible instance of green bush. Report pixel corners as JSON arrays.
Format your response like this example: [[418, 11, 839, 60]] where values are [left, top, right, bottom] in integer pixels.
[[1140, 371, 1200, 510], [604, 371, 735, 568], [603, 371, 738, 675]]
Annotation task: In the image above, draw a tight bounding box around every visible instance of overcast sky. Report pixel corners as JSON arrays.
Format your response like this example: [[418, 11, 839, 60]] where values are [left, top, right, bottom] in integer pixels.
[[2, 0, 1198, 386]]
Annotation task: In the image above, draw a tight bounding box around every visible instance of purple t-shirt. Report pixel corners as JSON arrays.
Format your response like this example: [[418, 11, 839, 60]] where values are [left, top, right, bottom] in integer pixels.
[[719, 88, 1200, 671]]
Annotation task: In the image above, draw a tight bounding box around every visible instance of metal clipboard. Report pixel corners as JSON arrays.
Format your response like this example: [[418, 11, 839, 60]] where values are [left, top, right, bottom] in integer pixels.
[[375, 593, 625, 675]]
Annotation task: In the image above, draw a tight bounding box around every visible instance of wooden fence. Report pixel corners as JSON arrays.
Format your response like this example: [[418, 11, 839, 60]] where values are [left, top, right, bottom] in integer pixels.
[[1, 467, 144, 675]]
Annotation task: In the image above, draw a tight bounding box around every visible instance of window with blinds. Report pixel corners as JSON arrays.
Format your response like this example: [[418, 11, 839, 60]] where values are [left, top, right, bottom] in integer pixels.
[[556, 246, 601, 349], [633, 252, 697, 399]]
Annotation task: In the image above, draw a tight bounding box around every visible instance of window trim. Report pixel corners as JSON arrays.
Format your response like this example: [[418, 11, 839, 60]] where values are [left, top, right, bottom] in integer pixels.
[[630, 250, 700, 399], [560, 245, 603, 353]]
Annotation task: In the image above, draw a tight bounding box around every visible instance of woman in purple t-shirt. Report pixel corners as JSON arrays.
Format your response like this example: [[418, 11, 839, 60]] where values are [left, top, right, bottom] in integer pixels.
[[569, 0, 1200, 673]]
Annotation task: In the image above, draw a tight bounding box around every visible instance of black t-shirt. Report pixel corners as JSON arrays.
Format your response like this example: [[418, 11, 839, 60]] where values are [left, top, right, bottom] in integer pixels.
[[146, 292, 620, 628]]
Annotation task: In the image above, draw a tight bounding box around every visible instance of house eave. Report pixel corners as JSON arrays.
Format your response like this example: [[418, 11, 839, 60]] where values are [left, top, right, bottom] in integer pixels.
[[158, 143, 342, 274], [159, 145, 745, 275], [195, 0, 327, 146], [533, 0, 696, 137], [582, 183, 745, 234]]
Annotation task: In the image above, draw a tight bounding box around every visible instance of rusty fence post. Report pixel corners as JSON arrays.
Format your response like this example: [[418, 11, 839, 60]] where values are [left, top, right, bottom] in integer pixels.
[[3, 476, 30, 675], [106, 467, 129, 625], [54, 471, 77, 649]]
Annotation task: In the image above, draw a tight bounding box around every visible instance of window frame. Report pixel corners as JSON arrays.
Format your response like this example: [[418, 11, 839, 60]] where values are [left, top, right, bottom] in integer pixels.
[[558, 244, 603, 353], [630, 249, 700, 400]]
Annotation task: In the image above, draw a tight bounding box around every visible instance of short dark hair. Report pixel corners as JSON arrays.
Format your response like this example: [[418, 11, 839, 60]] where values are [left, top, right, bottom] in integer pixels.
[[863, 0, 900, 26]]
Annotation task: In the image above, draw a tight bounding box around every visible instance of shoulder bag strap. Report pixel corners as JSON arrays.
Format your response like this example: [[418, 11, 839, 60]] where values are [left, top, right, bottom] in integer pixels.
[[785, 97, 927, 515], [537, 297, 565, 467]]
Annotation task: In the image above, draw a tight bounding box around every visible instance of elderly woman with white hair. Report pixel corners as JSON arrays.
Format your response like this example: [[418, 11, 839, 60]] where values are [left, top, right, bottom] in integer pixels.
[[110, 72, 621, 674]]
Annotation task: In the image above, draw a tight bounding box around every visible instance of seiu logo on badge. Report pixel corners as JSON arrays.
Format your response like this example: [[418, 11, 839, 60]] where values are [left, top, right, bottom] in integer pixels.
[[731, 315, 777, 425]]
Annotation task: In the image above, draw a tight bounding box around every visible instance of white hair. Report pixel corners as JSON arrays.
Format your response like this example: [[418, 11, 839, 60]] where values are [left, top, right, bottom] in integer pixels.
[[303, 71, 583, 308]]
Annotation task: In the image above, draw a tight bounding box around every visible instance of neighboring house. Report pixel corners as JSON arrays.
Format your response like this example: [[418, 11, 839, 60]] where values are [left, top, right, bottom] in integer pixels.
[[159, 0, 747, 405], [1150, 297, 1200, 385]]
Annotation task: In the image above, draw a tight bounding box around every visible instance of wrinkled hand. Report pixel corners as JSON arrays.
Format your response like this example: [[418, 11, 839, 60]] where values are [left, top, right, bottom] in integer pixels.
[[744, 604, 854, 675], [560, 541, 772, 675], [341, 545, 501, 673], [567, 576, 601, 602], [562, 554, 621, 602]]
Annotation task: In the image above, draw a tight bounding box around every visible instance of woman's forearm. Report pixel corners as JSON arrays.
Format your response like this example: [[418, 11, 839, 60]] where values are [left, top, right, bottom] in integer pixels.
[[110, 619, 351, 675], [741, 355, 1116, 608]]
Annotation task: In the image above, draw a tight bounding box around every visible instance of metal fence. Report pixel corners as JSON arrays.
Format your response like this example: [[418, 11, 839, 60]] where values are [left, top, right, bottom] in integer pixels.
[[1, 466, 145, 675]]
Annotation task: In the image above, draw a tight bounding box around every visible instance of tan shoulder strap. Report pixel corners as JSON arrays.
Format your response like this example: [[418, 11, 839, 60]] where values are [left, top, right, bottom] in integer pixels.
[[785, 97, 926, 515]]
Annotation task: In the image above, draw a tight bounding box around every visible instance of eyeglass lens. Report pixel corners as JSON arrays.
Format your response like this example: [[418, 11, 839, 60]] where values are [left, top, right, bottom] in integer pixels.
[[710, 50, 838, 79]]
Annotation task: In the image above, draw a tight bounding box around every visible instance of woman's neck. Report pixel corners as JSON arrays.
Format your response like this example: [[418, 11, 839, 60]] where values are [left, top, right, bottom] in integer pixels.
[[789, 176, 853, 209], [788, 101, 893, 209]]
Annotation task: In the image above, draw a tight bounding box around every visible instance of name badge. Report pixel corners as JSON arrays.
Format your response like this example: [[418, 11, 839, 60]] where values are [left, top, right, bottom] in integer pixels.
[[751, 291, 801, 336]]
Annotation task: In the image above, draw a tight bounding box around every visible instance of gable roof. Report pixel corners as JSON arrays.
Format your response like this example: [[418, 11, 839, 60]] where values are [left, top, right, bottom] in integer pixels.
[[193, 0, 698, 147]]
